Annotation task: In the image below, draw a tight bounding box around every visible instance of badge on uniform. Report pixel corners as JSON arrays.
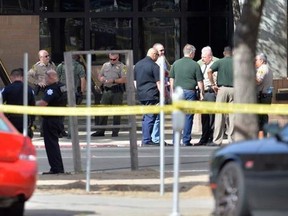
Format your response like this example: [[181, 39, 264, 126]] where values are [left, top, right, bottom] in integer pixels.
[[47, 89, 54, 95]]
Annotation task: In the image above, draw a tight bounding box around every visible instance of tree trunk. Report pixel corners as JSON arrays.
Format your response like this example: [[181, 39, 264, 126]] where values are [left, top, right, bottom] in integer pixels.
[[233, 0, 265, 141]]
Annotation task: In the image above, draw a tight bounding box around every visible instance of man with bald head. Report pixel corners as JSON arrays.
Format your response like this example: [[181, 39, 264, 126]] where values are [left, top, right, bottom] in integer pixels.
[[36, 69, 66, 174], [29, 50, 56, 98], [134, 48, 161, 146], [29, 49, 56, 136]]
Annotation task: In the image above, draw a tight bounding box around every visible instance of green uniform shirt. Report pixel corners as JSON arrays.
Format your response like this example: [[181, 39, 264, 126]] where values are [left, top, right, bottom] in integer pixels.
[[169, 57, 203, 90], [210, 56, 233, 87], [56, 60, 86, 91]]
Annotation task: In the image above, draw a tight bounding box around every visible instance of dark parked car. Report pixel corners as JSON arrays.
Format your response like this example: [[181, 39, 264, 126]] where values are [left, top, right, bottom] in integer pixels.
[[209, 123, 288, 216]]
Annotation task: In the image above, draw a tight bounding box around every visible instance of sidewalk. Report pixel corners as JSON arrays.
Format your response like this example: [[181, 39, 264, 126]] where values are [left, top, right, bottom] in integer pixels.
[[32, 130, 205, 148], [33, 126, 216, 215]]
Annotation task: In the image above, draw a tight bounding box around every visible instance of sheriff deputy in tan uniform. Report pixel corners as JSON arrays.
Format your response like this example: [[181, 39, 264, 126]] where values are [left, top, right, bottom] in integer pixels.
[[91, 53, 127, 137], [28, 49, 56, 136], [28, 50, 56, 100]]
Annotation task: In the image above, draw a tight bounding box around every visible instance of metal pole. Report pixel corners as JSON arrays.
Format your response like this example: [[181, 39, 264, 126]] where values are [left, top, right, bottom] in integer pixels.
[[86, 54, 92, 192], [23, 53, 28, 137], [64, 52, 82, 173], [170, 87, 185, 216], [159, 56, 165, 195]]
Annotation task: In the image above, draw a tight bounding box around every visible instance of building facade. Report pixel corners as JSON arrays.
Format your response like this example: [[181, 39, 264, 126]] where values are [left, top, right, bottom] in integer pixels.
[[0, 0, 286, 80], [0, 0, 233, 67]]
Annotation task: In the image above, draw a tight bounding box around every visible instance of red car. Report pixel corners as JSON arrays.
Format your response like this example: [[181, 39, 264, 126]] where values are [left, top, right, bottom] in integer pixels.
[[0, 113, 37, 216]]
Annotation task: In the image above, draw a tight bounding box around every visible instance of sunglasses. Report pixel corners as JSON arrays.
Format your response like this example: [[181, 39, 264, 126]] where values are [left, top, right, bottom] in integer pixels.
[[42, 55, 49, 58], [110, 58, 118, 61], [159, 49, 165, 52]]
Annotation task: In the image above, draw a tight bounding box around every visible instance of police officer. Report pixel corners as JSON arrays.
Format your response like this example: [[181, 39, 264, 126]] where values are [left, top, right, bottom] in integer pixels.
[[36, 69, 66, 174], [91, 53, 127, 137], [1, 68, 35, 137], [28, 50, 56, 136], [255, 53, 273, 136], [56, 54, 86, 104], [57, 54, 87, 137]]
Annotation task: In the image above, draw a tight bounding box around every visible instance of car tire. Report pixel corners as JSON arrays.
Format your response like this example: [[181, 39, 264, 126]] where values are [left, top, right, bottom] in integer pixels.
[[214, 162, 251, 216], [0, 200, 25, 216]]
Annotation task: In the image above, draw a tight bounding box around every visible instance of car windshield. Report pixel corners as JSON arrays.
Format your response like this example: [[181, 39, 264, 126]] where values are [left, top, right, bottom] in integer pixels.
[[0, 118, 12, 132]]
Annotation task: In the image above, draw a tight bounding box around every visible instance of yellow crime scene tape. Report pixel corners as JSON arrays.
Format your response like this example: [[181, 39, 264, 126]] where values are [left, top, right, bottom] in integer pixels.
[[0, 101, 286, 116]]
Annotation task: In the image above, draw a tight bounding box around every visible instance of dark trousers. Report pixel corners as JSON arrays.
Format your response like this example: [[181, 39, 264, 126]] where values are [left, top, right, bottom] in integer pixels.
[[43, 117, 64, 173], [257, 93, 272, 136], [96, 90, 123, 134], [199, 91, 216, 143]]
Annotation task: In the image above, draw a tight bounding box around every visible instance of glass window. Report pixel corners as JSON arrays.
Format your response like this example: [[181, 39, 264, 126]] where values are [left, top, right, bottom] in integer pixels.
[[187, 16, 231, 60], [40, 0, 84, 12], [187, 17, 210, 60], [210, 16, 230, 57], [90, 18, 132, 64], [0, 118, 11, 132], [90, 18, 132, 50], [187, 0, 209, 11], [90, 0, 132, 12], [140, 0, 180, 12], [140, 17, 180, 63], [40, 18, 84, 63], [65, 18, 84, 51], [211, 0, 229, 11], [0, 0, 34, 14], [187, 0, 229, 12]]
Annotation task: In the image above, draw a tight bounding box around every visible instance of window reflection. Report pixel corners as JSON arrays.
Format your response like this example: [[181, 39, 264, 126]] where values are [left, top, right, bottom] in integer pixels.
[[40, 0, 84, 12], [140, 0, 180, 12], [65, 19, 84, 50], [90, 0, 132, 12], [141, 17, 180, 63], [0, 0, 34, 14], [187, 0, 229, 11], [90, 18, 132, 51], [40, 18, 84, 62]]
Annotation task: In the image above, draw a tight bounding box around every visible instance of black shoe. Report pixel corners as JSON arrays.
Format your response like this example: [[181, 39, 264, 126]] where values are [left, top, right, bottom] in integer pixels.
[[61, 131, 68, 137], [206, 142, 221, 147], [142, 141, 160, 146], [182, 143, 193, 146], [165, 142, 173, 146], [193, 142, 206, 146], [111, 132, 118, 137], [91, 132, 105, 137], [42, 171, 64, 175]]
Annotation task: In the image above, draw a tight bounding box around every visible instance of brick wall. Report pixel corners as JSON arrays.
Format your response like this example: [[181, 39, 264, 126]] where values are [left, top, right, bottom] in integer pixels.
[[0, 15, 39, 87]]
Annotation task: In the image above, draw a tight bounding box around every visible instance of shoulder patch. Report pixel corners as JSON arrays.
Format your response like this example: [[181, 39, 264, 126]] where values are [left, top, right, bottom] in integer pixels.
[[122, 65, 127, 74]]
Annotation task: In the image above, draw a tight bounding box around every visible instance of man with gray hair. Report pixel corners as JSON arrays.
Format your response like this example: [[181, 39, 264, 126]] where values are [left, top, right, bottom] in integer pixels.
[[255, 53, 273, 136], [169, 44, 204, 146], [195, 46, 217, 146]]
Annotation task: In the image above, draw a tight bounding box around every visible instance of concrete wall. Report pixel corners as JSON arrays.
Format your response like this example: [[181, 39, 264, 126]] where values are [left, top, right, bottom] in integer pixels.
[[0, 16, 39, 82]]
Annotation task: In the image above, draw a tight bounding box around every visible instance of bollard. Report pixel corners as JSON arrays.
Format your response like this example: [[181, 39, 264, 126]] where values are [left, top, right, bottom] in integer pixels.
[[170, 87, 185, 216]]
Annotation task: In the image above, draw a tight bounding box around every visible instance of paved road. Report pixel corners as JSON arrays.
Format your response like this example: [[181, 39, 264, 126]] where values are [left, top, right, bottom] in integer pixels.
[[27, 131, 218, 216], [36, 146, 216, 174]]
